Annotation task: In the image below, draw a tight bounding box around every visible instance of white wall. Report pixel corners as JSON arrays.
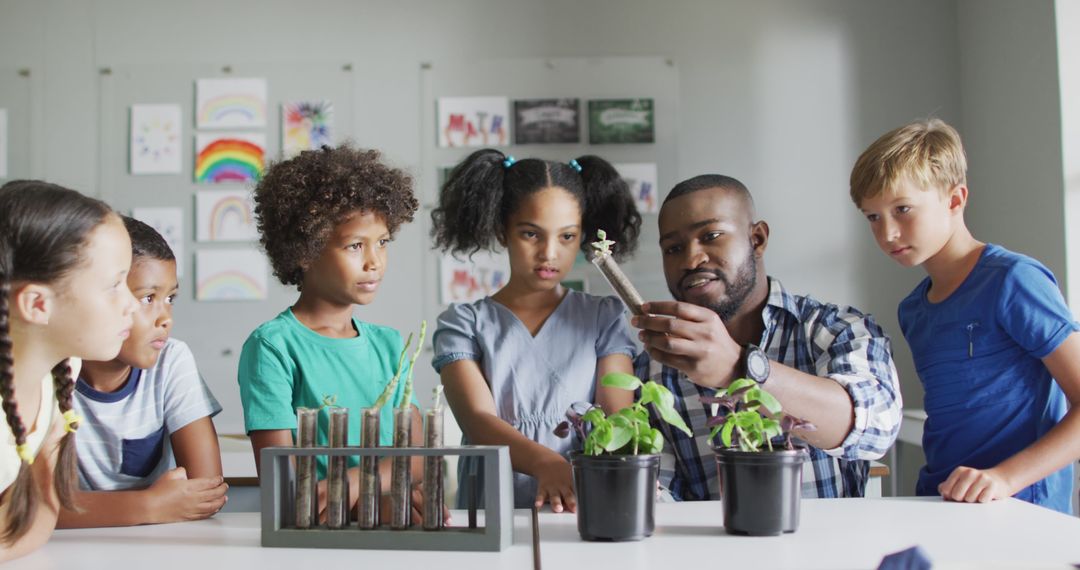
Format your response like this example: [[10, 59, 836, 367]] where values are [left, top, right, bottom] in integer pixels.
[[1058, 0, 1080, 317], [957, 0, 1066, 287]]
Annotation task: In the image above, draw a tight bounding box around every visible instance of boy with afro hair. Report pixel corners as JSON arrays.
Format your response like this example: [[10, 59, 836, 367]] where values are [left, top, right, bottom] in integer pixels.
[[238, 144, 425, 521]]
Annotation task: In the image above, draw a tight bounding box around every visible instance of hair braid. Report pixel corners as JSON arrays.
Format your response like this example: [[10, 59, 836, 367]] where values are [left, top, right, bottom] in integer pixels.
[[0, 265, 40, 542], [51, 360, 79, 511]]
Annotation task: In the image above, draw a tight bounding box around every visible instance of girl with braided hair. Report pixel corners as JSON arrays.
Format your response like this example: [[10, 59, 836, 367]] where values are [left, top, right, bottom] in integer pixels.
[[0, 180, 136, 561], [430, 150, 642, 512]]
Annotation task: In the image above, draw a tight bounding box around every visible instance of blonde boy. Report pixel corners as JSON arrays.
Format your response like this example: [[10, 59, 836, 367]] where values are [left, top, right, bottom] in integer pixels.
[[851, 119, 1080, 513]]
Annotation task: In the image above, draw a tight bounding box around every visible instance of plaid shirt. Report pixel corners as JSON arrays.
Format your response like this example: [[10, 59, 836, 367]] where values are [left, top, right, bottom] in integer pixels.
[[635, 277, 902, 500]]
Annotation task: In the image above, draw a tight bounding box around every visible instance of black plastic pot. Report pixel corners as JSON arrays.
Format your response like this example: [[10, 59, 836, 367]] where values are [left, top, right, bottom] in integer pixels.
[[714, 447, 808, 536], [570, 453, 659, 541]]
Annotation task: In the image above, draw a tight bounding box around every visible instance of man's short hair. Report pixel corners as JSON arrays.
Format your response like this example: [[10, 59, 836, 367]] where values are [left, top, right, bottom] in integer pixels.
[[664, 174, 751, 207]]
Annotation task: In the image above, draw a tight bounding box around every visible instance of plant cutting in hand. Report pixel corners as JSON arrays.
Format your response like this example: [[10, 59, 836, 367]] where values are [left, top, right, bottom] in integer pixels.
[[703, 378, 816, 452], [588, 230, 645, 316]]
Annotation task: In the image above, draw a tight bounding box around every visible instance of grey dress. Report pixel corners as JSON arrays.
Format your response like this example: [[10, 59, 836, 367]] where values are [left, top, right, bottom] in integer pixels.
[[432, 290, 636, 508]]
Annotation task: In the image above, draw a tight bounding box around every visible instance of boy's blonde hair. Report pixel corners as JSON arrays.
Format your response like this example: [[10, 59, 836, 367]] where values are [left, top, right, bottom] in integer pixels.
[[850, 118, 967, 207]]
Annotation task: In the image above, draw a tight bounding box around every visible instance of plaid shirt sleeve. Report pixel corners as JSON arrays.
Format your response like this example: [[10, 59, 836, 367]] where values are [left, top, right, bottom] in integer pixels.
[[811, 306, 903, 461]]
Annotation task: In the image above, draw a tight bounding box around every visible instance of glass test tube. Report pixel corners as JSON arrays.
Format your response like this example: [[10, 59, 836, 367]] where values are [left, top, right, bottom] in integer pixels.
[[357, 406, 381, 529], [422, 407, 444, 530], [390, 406, 412, 530], [294, 407, 318, 529], [326, 406, 349, 529]]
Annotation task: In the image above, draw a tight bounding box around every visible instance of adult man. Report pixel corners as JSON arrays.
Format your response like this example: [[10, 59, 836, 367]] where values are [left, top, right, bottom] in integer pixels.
[[633, 174, 901, 499]]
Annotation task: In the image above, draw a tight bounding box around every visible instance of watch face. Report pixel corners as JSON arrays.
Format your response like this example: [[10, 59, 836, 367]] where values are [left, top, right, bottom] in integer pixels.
[[747, 349, 769, 381]]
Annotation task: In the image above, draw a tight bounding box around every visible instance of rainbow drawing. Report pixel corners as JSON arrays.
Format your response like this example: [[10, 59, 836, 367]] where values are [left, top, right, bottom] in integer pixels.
[[194, 133, 265, 184], [196, 190, 257, 242], [195, 250, 268, 301], [195, 78, 268, 129]]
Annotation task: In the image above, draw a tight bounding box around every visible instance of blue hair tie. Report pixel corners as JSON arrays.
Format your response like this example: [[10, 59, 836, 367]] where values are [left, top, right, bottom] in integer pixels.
[[568, 159, 582, 173], [503, 155, 516, 169]]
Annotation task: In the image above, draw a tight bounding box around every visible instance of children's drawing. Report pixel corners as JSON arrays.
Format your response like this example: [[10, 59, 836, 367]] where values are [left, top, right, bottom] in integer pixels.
[[195, 78, 268, 129], [130, 104, 182, 174], [439, 252, 510, 304], [513, 98, 580, 144], [196, 189, 257, 242], [614, 162, 659, 213], [281, 100, 333, 158], [194, 133, 265, 184], [437, 97, 509, 148], [588, 99, 655, 144], [195, 249, 268, 301], [130, 207, 185, 277]]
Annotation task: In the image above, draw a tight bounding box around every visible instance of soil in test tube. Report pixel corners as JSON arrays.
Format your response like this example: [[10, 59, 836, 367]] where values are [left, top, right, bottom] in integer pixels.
[[294, 407, 318, 529], [422, 407, 444, 530], [326, 406, 349, 529], [390, 406, 412, 530], [357, 407, 381, 529]]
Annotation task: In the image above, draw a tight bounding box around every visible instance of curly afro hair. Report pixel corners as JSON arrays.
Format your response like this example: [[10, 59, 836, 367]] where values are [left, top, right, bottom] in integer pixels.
[[253, 144, 419, 289]]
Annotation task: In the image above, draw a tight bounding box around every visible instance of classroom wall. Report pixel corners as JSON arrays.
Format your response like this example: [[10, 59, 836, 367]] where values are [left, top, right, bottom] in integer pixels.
[[1058, 0, 1080, 316], [957, 0, 1066, 290], [3, 1, 1070, 496]]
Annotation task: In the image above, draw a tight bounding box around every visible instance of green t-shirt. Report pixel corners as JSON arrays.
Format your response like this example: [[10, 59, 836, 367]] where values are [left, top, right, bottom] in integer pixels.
[[238, 308, 417, 478]]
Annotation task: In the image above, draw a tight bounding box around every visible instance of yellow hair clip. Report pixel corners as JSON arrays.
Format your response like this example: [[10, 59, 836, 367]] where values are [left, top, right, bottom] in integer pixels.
[[15, 443, 34, 465], [62, 410, 82, 433]]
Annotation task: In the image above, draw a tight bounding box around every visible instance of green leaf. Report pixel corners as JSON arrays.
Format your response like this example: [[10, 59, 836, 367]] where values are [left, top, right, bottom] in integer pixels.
[[641, 381, 692, 437], [601, 372, 642, 391], [582, 407, 608, 425], [640, 428, 664, 454], [721, 418, 736, 448], [606, 425, 633, 452], [727, 378, 758, 395], [754, 388, 782, 415]]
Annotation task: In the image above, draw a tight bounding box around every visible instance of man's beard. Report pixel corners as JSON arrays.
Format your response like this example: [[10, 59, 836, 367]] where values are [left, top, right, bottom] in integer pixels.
[[670, 250, 757, 323]]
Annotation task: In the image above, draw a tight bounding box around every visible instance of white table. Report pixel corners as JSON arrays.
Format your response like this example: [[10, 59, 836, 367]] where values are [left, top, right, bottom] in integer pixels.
[[13, 498, 1080, 569]]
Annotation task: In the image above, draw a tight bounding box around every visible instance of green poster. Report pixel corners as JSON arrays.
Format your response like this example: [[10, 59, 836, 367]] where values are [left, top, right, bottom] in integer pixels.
[[588, 99, 655, 144]]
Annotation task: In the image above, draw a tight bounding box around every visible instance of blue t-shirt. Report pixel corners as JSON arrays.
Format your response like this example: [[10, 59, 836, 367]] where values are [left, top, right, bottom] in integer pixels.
[[899, 244, 1079, 514]]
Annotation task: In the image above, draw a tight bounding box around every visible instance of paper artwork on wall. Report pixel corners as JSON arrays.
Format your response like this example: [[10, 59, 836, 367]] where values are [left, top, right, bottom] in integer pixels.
[[195, 78, 268, 129], [195, 249, 268, 301], [131, 207, 185, 277], [437, 97, 509, 148], [281, 100, 333, 158], [588, 99, 655, 144], [614, 162, 659, 214], [130, 104, 182, 174], [196, 189, 257, 242], [513, 98, 580, 144], [194, 132, 265, 184], [439, 252, 509, 304], [0, 109, 7, 178]]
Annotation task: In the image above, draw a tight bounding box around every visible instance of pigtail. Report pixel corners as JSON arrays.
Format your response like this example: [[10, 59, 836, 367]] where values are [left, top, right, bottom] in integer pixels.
[[51, 360, 79, 511], [0, 253, 39, 544], [575, 155, 642, 261], [431, 148, 509, 257]]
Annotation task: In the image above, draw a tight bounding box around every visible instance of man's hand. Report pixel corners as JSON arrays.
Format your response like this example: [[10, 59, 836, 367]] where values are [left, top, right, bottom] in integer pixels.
[[147, 467, 228, 524], [633, 301, 742, 389]]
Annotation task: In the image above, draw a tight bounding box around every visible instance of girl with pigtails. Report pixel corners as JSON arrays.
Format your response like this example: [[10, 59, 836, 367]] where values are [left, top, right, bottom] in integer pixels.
[[0, 181, 136, 561], [430, 150, 642, 512]]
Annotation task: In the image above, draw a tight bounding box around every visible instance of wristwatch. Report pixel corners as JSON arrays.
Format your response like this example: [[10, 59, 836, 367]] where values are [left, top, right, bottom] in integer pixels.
[[742, 344, 770, 385]]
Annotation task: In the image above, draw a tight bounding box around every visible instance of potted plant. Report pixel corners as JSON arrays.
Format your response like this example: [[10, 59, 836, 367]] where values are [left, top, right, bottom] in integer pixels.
[[554, 372, 691, 541], [705, 378, 815, 536]]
